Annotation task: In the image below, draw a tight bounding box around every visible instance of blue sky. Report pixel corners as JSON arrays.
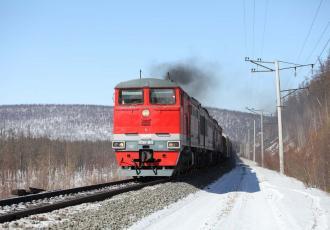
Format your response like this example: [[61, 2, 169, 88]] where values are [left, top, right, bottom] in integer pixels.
[[1, 0, 329, 111]]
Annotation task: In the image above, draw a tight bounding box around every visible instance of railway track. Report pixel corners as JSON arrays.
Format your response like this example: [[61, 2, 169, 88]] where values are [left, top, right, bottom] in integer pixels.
[[0, 178, 169, 223]]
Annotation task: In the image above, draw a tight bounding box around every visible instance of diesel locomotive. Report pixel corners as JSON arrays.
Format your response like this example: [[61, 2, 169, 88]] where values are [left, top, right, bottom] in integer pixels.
[[112, 78, 232, 177]]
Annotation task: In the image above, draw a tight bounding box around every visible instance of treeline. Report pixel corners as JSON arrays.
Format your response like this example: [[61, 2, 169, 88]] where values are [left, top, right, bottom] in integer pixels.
[[0, 104, 113, 141], [265, 56, 330, 192], [0, 132, 120, 199]]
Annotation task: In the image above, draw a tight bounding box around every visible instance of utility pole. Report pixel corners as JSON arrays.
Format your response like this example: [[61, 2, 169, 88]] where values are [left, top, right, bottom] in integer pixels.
[[274, 61, 284, 174], [261, 111, 264, 167], [246, 107, 267, 167], [253, 119, 256, 162], [245, 57, 313, 174], [139, 69, 142, 79], [244, 134, 248, 158], [247, 127, 250, 160]]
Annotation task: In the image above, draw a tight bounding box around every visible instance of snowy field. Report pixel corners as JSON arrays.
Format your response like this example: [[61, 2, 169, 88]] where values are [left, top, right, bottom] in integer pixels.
[[130, 159, 330, 230]]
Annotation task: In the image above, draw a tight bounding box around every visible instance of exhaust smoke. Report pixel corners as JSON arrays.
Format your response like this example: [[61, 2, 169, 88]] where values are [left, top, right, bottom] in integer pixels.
[[151, 59, 219, 100]]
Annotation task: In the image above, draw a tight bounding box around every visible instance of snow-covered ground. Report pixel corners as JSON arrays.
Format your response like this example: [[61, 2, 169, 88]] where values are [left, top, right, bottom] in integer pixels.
[[130, 159, 330, 230], [2, 159, 329, 229]]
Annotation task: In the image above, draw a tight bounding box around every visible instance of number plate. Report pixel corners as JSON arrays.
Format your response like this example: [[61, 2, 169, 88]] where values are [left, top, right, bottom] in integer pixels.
[[138, 140, 154, 145]]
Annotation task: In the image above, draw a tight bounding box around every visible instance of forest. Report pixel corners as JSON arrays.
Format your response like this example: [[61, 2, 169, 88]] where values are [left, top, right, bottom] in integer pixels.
[[264, 56, 330, 192], [0, 133, 120, 199]]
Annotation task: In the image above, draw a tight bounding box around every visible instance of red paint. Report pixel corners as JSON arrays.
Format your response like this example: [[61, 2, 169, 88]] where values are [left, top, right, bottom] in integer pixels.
[[113, 88, 181, 134]]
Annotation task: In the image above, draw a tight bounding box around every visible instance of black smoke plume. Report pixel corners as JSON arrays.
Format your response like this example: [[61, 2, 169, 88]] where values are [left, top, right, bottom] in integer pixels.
[[151, 60, 219, 100]]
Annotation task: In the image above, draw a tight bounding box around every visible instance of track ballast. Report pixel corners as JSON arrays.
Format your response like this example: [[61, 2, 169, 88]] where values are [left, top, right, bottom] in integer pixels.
[[0, 178, 169, 223]]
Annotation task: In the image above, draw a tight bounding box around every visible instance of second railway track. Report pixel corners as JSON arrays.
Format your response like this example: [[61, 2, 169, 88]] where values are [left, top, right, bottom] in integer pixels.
[[0, 178, 169, 224]]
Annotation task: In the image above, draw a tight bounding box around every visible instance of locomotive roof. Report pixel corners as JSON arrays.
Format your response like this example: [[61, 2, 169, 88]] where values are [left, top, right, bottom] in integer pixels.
[[115, 78, 180, 89], [190, 97, 201, 106]]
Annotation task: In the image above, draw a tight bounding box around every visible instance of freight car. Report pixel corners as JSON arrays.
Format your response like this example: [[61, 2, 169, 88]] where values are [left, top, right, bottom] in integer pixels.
[[112, 78, 232, 177]]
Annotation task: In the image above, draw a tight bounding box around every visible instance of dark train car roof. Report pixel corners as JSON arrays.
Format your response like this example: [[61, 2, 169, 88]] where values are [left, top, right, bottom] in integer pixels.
[[212, 118, 220, 127], [115, 78, 180, 89], [202, 107, 210, 117], [190, 97, 201, 107]]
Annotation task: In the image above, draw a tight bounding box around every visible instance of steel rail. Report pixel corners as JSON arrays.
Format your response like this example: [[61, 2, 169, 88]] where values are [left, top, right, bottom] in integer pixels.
[[0, 179, 135, 207], [0, 178, 169, 223]]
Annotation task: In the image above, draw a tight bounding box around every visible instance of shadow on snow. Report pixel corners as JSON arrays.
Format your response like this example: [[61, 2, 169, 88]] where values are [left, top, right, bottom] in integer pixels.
[[172, 156, 261, 195]]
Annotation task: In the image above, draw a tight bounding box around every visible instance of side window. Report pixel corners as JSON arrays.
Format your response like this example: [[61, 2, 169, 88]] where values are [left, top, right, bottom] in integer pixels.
[[205, 120, 208, 136], [119, 89, 143, 105], [150, 89, 176, 104], [200, 116, 205, 135]]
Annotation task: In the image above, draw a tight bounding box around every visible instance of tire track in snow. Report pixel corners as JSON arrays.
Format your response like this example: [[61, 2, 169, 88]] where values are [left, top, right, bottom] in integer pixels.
[[262, 183, 301, 229], [287, 189, 327, 230], [257, 169, 328, 230], [206, 164, 251, 229]]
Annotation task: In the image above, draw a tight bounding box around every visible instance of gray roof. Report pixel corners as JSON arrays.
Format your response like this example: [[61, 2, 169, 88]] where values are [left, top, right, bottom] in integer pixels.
[[115, 78, 180, 89]]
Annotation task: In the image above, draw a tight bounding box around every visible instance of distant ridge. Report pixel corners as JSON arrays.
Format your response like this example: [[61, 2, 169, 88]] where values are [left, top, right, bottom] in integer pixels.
[[0, 104, 113, 141], [0, 104, 262, 142]]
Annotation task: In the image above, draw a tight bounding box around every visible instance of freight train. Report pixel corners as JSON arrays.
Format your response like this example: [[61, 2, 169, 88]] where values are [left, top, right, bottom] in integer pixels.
[[112, 78, 232, 177]]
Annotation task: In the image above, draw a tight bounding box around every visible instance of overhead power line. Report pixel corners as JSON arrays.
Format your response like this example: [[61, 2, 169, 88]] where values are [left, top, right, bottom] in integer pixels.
[[278, 60, 300, 66], [261, 0, 269, 57], [242, 0, 248, 54], [297, 0, 324, 61], [315, 36, 330, 64], [244, 57, 314, 174], [306, 21, 330, 62], [252, 0, 256, 57]]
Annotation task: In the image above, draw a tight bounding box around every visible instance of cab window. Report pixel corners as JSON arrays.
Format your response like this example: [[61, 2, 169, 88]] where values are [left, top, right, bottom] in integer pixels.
[[119, 89, 143, 105], [150, 89, 176, 104]]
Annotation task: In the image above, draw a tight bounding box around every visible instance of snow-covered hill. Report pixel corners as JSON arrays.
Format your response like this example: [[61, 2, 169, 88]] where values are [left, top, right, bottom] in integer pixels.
[[0, 105, 113, 141], [0, 104, 264, 142], [207, 107, 262, 141]]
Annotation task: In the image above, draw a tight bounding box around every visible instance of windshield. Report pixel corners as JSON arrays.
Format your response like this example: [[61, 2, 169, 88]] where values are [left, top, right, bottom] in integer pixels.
[[150, 89, 176, 105], [119, 89, 143, 105]]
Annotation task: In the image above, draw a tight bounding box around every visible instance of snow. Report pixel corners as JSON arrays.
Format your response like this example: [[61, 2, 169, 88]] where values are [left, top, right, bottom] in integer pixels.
[[130, 159, 330, 230], [6, 202, 102, 229]]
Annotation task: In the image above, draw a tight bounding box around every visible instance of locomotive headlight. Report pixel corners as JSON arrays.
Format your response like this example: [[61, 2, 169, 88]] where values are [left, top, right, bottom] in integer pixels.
[[142, 109, 150, 117], [112, 141, 126, 149], [167, 141, 180, 149]]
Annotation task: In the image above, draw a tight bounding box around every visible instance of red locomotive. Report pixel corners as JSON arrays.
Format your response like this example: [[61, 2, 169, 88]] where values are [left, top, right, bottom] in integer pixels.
[[112, 78, 232, 177]]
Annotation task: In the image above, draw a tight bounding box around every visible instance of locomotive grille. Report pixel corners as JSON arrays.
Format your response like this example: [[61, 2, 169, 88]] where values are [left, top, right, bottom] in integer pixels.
[[141, 120, 151, 126]]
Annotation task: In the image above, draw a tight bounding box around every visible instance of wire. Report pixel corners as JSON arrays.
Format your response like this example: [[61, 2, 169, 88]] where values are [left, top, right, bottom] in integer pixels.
[[296, 0, 324, 61], [243, 0, 248, 55], [305, 21, 330, 62], [261, 0, 269, 57], [252, 0, 255, 57], [278, 61, 301, 66], [314, 36, 330, 65]]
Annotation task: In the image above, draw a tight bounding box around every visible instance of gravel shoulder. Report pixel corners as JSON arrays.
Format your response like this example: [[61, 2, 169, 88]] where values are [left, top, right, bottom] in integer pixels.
[[0, 158, 235, 230]]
